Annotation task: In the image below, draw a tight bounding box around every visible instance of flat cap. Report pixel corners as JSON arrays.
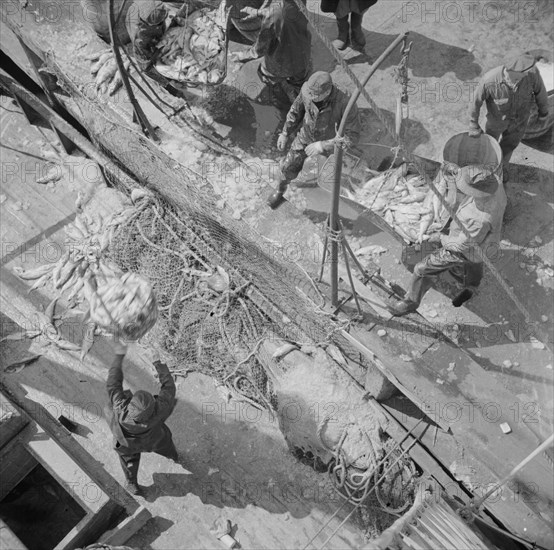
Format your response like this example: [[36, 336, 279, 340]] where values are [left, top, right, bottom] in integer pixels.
[[505, 53, 536, 74], [304, 71, 333, 102], [455, 165, 498, 198]]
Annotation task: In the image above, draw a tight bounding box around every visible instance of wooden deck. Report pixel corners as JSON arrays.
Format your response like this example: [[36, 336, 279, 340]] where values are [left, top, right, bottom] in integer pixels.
[[1, 1, 553, 547]]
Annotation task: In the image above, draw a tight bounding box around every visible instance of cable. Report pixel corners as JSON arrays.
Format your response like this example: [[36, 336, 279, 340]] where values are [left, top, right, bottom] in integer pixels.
[[108, 0, 158, 141]]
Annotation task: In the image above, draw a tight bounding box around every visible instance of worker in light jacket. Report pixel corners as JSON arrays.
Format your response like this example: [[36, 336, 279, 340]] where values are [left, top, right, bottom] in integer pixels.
[[268, 71, 361, 209], [321, 0, 378, 52], [388, 166, 507, 316], [468, 53, 549, 183], [107, 340, 179, 495]]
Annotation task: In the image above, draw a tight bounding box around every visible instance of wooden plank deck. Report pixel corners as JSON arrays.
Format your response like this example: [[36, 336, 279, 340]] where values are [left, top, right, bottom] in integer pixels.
[[1, 2, 552, 547]]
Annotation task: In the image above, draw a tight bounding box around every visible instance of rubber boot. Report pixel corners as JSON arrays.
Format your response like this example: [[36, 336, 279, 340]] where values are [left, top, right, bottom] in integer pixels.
[[350, 12, 366, 51], [125, 480, 142, 495], [388, 275, 433, 316], [452, 288, 473, 307], [333, 16, 349, 50], [267, 178, 289, 209]]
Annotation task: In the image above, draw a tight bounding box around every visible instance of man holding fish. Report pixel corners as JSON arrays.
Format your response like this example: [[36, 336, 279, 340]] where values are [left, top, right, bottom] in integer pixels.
[[388, 166, 506, 316], [107, 338, 180, 495]]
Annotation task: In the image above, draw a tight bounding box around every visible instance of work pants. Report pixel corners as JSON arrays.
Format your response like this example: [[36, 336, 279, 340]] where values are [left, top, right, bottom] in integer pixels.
[[258, 61, 310, 105], [406, 247, 483, 305], [114, 424, 178, 483], [486, 117, 529, 170], [279, 140, 309, 185]]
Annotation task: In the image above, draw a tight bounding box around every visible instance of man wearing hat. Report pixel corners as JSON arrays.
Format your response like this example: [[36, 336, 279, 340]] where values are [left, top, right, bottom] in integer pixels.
[[388, 166, 507, 316], [468, 53, 549, 183], [268, 71, 361, 209], [107, 340, 179, 495]]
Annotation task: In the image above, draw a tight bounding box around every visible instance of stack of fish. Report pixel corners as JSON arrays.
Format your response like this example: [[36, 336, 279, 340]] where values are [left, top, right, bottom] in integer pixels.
[[344, 163, 459, 243], [155, 4, 228, 85]]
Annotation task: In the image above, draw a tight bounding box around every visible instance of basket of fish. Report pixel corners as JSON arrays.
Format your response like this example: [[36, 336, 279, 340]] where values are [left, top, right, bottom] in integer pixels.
[[341, 161, 460, 244], [154, 0, 230, 86]]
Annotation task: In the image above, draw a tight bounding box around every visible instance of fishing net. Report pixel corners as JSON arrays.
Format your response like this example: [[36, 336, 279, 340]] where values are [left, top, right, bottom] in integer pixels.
[[107, 196, 279, 402]]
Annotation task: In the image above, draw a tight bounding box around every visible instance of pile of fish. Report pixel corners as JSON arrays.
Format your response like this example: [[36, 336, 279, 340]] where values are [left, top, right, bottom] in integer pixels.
[[155, 3, 228, 85], [344, 163, 459, 243], [13, 190, 158, 358]]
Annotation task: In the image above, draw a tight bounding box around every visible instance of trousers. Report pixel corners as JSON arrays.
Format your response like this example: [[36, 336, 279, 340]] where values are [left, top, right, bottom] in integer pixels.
[[406, 247, 483, 305], [114, 424, 178, 483], [486, 117, 529, 168]]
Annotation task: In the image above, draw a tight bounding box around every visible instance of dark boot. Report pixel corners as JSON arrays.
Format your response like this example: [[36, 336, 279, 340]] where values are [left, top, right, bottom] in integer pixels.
[[333, 16, 349, 50], [350, 12, 366, 50], [388, 298, 419, 316], [267, 178, 289, 209], [452, 288, 473, 307], [124, 480, 142, 495], [388, 274, 433, 317]]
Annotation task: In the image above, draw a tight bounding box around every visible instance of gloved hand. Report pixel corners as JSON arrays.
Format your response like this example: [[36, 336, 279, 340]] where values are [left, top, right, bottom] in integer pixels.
[[241, 6, 263, 21], [305, 141, 326, 156], [277, 133, 288, 151], [112, 337, 128, 355], [145, 348, 161, 364], [468, 127, 483, 138], [231, 50, 257, 63]]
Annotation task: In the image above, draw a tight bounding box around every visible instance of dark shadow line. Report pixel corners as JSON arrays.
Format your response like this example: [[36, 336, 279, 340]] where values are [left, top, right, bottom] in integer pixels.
[[0, 213, 76, 267], [0, 139, 55, 163]]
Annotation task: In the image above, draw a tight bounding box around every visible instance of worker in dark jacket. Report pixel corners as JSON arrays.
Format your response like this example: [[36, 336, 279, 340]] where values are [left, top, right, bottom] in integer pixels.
[[321, 0, 378, 51], [388, 166, 507, 316], [268, 71, 361, 208], [107, 340, 179, 495], [468, 53, 549, 183], [234, 0, 312, 104]]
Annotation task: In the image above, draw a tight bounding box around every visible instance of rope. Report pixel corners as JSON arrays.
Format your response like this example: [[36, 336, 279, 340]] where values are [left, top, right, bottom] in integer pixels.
[[333, 134, 350, 150], [290, 0, 548, 348], [325, 224, 343, 243], [365, 146, 401, 212], [393, 40, 412, 105]]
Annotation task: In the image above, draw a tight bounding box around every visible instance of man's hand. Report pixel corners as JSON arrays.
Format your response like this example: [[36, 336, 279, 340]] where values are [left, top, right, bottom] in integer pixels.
[[277, 133, 288, 151], [427, 232, 442, 244], [305, 141, 326, 156], [240, 6, 261, 21], [468, 127, 483, 138], [145, 348, 161, 364], [113, 338, 128, 355], [231, 50, 256, 63]]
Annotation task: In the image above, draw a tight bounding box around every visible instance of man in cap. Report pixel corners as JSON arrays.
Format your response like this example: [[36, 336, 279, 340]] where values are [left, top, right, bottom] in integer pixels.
[[388, 166, 507, 316], [468, 53, 549, 183], [268, 71, 361, 208], [107, 340, 179, 495]]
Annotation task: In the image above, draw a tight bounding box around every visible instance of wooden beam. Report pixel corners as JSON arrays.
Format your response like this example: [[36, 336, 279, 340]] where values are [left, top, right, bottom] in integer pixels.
[[0, 382, 140, 515], [98, 505, 152, 546], [0, 435, 37, 500], [55, 501, 123, 550], [26, 424, 111, 513], [0, 392, 28, 449]]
